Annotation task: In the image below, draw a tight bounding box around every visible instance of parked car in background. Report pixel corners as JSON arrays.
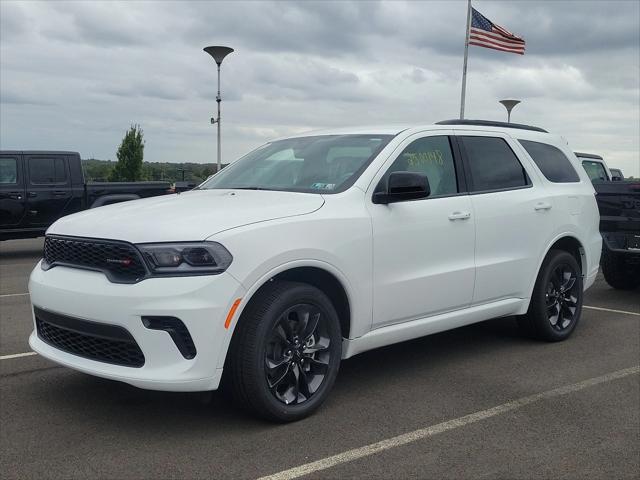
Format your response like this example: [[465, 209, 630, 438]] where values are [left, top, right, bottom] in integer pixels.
[[174, 181, 198, 192], [609, 168, 625, 181], [28, 120, 601, 421], [576, 152, 612, 183], [0, 151, 173, 240], [575, 152, 629, 183], [575, 152, 640, 290]]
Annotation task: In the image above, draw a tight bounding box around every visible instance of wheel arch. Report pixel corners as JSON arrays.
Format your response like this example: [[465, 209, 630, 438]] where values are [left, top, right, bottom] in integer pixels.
[[546, 235, 586, 275], [218, 261, 354, 371], [519, 234, 587, 316], [269, 267, 351, 339]]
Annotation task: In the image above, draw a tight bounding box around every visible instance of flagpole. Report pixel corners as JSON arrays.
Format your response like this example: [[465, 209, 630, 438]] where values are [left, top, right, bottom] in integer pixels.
[[459, 0, 472, 119]]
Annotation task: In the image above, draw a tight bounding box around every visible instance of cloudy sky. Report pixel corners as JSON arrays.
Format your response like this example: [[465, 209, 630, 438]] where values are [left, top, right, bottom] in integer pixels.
[[1, 0, 639, 176]]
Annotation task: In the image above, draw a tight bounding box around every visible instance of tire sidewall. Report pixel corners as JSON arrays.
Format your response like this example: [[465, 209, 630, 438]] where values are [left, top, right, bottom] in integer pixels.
[[602, 249, 640, 290]]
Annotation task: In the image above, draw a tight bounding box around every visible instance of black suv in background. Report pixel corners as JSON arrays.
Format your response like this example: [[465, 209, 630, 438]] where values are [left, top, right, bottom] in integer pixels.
[[0, 151, 173, 240]]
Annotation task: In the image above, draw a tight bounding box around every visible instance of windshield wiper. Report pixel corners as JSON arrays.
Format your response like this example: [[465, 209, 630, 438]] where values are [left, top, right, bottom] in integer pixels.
[[230, 187, 272, 191]]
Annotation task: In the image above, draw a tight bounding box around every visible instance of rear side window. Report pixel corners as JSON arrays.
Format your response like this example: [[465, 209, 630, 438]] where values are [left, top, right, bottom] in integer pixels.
[[460, 136, 530, 192], [29, 157, 67, 184], [519, 140, 580, 183], [0, 158, 18, 184]]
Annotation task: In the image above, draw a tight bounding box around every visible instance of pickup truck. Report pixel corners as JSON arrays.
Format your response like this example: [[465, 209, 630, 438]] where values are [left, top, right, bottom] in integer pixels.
[[0, 151, 173, 240], [575, 152, 640, 289]]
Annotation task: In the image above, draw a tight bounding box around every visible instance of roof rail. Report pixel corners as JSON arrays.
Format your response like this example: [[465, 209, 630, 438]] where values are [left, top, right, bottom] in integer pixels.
[[436, 119, 548, 133], [574, 152, 603, 160]]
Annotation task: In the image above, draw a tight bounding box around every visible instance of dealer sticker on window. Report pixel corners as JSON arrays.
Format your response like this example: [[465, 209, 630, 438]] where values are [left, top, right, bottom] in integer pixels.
[[311, 183, 335, 190]]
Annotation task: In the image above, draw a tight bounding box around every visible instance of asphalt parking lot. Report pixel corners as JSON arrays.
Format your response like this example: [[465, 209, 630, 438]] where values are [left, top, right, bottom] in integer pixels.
[[1, 238, 638, 480]]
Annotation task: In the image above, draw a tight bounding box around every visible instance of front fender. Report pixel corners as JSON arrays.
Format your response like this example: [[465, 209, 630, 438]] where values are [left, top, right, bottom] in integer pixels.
[[215, 258, 358, 370], [211, 211, 373, 369]]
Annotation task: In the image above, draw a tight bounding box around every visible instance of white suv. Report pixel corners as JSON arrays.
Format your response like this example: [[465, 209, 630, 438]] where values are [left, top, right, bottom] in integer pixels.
[[29, 120, 602, 421]]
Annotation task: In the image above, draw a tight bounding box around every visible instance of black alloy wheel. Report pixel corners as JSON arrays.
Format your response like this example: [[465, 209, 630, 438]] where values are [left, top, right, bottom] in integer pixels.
[[545, 263, 580, 331], [265, 303, 332, 405], [226, 280, 342, 422], [518, 249, 583, 342]]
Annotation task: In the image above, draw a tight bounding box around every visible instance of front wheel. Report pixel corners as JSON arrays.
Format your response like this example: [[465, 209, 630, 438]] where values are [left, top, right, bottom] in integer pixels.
[[226, 281, 342, 422], [518, 250, 583, 342]]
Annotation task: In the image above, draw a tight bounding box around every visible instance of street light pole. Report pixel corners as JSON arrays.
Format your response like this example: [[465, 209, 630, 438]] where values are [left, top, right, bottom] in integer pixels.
[[216, 63, 222, 173], [204, 46, 234, 173], [499, 99, 521, 123]]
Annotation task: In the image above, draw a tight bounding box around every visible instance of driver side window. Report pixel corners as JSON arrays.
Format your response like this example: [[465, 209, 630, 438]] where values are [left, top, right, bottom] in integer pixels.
[[380, 136, 458, 197]]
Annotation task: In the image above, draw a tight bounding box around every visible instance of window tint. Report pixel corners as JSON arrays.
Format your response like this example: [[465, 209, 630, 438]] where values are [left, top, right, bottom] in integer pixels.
[[581, 160, 608, 183], [0, 158, 18, 184], [519, 140, 580, 183], [380, 136, 458, 197], [29, 157, 67, 184], [461, 136, 529, 192]]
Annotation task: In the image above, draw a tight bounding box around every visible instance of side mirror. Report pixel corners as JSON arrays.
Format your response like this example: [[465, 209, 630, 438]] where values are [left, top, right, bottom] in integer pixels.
[[372, 171, 431, 204]]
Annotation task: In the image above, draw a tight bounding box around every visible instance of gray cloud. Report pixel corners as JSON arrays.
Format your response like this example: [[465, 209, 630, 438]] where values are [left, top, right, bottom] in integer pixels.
[[1, 0, 638, 176]]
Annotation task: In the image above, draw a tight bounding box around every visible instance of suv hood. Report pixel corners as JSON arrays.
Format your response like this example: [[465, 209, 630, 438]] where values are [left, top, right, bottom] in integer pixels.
[[48, 189, 325, 243]]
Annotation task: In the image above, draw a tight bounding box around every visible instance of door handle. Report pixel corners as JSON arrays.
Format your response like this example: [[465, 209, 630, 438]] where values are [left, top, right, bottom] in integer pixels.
[[52, 191, 68, 196], [534, 202, 552, 211], [7, 192, 23, 200], [27, 191, 37, 198], [448, 211, 471, 221]]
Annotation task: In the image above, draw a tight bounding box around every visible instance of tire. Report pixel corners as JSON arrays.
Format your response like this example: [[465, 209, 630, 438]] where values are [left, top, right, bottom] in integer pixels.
[[601, 248, 640, 290], [225, 280, 342, 422], [518, 249, 583, 342]]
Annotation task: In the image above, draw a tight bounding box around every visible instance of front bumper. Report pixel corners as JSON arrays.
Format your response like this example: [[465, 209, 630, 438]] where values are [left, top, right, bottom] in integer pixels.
[[28, 262, 245, 391]]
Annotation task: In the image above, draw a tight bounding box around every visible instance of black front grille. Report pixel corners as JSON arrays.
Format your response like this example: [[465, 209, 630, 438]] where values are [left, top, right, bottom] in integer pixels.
[[35, 307, 145, 368], [43, 235, 147, 283]]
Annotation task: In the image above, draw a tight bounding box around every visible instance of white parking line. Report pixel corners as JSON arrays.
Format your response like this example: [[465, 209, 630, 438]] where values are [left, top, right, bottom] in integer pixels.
[[258, 366, 640, 480], [0, 351, 37, 360], [584, 305, 640, 317], [0, 292, 30, 298]]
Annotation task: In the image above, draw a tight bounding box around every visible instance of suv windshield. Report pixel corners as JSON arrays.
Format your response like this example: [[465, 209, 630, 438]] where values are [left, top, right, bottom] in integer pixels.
[[199, 134, 393, 193]]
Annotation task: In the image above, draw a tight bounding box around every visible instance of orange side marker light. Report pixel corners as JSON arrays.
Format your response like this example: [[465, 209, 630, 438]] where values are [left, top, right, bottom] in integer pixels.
[[224, 298, 242, 329]]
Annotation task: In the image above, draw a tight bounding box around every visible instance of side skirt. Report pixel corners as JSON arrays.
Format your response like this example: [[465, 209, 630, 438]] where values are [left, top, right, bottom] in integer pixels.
[[341, 298, 525, 359]]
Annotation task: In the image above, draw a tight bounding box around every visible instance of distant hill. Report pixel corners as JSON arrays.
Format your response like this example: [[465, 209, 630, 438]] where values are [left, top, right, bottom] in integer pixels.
[[82, 158, 227, 183]]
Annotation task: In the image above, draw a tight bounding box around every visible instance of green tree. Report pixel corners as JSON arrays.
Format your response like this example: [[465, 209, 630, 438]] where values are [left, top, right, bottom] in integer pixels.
[[110, 125, 144, 181]]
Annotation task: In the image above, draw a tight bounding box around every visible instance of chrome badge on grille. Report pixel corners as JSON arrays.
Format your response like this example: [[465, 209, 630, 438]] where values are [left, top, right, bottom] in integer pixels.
[[105, 258, 133, 266]]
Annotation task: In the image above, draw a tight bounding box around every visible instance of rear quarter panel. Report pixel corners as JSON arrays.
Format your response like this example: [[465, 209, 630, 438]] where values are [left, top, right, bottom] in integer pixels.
[[510, 133, 602, 300]]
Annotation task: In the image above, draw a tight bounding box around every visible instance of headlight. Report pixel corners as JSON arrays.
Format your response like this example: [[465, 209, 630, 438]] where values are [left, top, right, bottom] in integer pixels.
[[137, 242, 233, 276]]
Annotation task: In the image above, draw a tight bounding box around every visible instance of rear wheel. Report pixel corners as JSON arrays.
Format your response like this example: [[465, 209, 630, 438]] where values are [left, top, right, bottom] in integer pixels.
[[226, 281, 342, 422], [601, 249, 640, 290], [518, 250, 583, 342]]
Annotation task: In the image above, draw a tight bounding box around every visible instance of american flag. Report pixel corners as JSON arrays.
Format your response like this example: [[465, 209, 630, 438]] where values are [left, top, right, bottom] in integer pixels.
[[469, 8, 525, 55]]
